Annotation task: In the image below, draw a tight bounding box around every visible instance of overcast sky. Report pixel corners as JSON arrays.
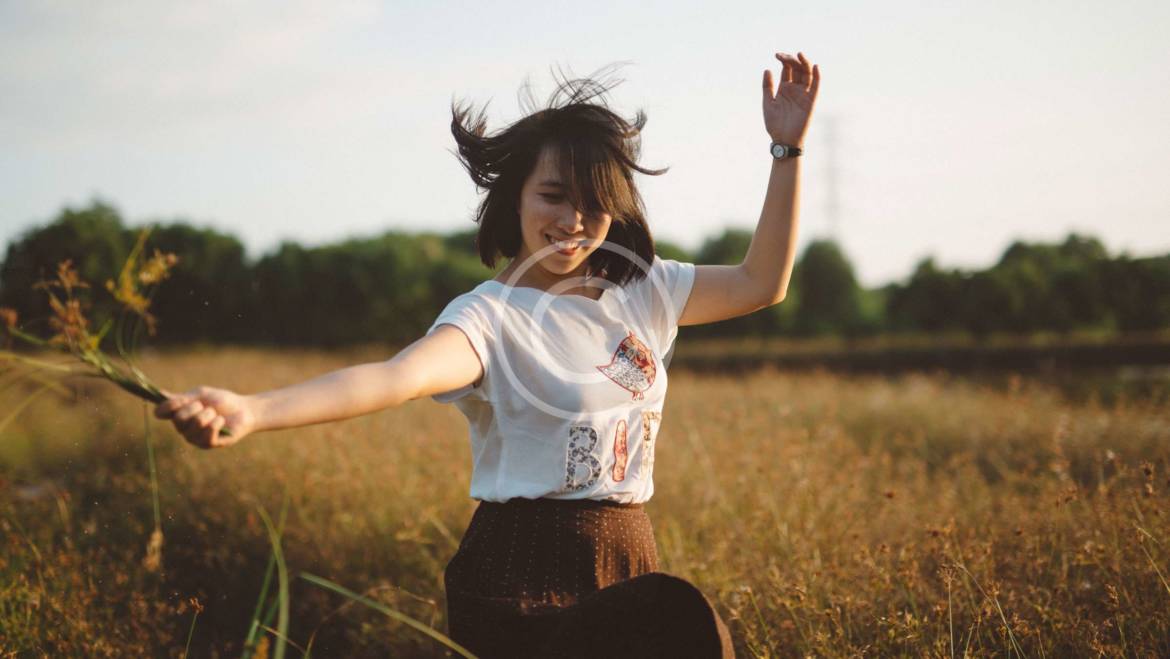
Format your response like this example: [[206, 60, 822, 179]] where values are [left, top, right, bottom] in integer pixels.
[[2, 0, 1167, 287]]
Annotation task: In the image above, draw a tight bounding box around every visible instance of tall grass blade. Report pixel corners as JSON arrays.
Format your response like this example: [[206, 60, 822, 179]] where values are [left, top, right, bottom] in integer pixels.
[[241, 554, 278, 658], [0, 367, 72, 398], [1135, 534, 1170, 598], [952, 562, 1027, 658], [0, 381, 56, 435], [256, 504, 291, 659], [0, 350, 77, 374], [300, 573, 478, 659], [141, 403, 164, 572], [181, 607, 201, 659], [257, 624, 310, 655]]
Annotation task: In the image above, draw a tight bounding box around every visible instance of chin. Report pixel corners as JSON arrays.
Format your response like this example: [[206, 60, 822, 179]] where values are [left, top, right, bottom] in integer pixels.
[[538, 259, 581, 275], [539, 253, 589, 274]]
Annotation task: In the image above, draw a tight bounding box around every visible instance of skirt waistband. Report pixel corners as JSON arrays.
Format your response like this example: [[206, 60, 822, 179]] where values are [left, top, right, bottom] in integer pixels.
[[478, 496, 644, 511]]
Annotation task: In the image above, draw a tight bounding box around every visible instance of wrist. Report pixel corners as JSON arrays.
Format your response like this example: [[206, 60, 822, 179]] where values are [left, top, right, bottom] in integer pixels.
[[769, 142, 803, 160], [246, 393, 272, 434], [768, 135, 804, 149]]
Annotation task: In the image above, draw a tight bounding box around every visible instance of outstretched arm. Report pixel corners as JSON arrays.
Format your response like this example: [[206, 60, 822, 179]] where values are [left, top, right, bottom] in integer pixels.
[[154, 324, 483, 448], [679, 51, 820, 326]]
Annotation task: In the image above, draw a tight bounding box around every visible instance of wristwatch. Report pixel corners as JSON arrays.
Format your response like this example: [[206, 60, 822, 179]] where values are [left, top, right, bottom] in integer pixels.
[[770, 143, 803, 160]]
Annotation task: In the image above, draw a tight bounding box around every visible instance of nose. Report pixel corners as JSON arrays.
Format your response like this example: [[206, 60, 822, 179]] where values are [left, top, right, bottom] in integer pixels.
[[556, 209, 585, 235]]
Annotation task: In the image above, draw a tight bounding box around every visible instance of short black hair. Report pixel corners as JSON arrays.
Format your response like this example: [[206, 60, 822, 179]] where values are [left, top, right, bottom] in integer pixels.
[[450, 67, 665, 287]]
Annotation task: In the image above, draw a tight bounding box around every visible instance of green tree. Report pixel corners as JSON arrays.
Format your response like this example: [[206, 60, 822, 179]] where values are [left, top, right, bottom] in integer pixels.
[[442, 226, 481, 260], [653, 239, 693, 264], [991, 234, 1112, 332], [962, 270, 1017, 336], [145, 223, 254, 344], [682, 228, 785, 338], [250, 231, 487, 347], [886, 258, 965, 332], [695, 228, 752, 266], [0, 200, 130, 335], [1103, 255, 1170, 331], [792, 239, 863, 336]]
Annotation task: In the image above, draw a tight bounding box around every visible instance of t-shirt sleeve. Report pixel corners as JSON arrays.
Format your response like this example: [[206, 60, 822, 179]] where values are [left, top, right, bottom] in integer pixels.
[[646, 255, 696, 360], [425, 293, 494, 403]]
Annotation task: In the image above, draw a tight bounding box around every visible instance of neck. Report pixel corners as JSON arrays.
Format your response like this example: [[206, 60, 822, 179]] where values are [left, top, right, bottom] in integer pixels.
[[503, 255, 594, 291], [497, 255, 596, 295]]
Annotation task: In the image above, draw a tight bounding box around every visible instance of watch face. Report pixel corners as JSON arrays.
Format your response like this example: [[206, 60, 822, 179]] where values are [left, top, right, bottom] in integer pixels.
[[771, 144, 786, 158]]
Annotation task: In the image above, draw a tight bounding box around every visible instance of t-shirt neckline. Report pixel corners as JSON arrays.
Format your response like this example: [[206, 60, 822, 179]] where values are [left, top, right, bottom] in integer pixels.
[[482, 278, 610, 304]]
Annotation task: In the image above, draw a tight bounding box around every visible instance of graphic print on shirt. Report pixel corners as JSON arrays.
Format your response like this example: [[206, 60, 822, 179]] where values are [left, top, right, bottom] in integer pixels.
[[564, 425, 602, 492], [611, 419, 629, 482], [638, 411, 662, 481], [595, 330, 657, 400]]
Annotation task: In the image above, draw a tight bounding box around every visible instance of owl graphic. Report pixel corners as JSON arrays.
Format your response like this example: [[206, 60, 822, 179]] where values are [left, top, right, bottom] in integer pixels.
[[596, 330, 657, 400]]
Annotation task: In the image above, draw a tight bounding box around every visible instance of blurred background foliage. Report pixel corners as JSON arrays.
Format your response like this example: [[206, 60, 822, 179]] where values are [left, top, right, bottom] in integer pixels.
[[2, 199, 1168, 347]]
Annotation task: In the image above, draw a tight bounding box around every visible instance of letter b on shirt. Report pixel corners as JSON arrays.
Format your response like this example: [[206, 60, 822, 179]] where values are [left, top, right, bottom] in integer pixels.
[[564, 426, 602, 491]]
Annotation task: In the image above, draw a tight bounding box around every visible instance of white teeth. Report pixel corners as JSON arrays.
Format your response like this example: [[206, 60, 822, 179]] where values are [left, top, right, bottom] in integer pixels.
[[547, 235, 580, 250]]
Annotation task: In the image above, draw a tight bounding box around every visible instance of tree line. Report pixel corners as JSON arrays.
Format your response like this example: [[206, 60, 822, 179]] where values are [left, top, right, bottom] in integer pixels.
[[1, 200, 1166, 347]]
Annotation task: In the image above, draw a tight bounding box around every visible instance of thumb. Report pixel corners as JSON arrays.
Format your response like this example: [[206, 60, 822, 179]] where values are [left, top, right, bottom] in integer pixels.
[[762, 69, 775, 101]]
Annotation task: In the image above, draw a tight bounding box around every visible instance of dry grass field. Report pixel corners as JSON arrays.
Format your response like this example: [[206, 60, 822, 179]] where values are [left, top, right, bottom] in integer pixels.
[[1, 346, 1168, 657]]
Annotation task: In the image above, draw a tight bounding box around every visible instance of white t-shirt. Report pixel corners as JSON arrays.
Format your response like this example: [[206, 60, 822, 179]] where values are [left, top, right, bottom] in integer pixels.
[[425, 255, 696, 504]]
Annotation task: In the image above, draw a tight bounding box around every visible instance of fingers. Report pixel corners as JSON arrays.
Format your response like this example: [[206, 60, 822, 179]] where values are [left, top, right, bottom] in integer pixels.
[[166, 398, 217, 441], [155, 388, 200, 418], [154, 386, 224, 418], [174, 400, 205, 423], [181, 409, 226, 449], [762, 69, 775, 101], [775, 51, 794, 84], [796, 52, 813, 89], [206, 416, 227, 447], [786, 53, 804, 86], [771, 51, 820, 103], [177, 406, 215, 434], [153, 386, 239, 449], [190, 415, 224, 450], [154, 394, 185, 418], [194, 407, 218, 426], [152, 385, 234, 449]]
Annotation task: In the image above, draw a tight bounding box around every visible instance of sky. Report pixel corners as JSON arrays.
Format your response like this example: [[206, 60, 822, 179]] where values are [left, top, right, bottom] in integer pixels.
[[1, 0, 1167, 287]]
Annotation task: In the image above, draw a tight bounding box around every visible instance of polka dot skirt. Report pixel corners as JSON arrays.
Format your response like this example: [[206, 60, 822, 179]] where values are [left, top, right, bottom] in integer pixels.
[[444, 498, 734, 658]]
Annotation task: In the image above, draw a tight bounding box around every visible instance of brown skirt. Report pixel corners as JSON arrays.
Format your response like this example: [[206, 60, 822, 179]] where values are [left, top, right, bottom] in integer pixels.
[[444, 497, 734, 658]]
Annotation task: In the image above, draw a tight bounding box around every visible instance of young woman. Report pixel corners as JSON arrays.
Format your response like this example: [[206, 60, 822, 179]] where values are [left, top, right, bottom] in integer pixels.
[[156, 51, 819, 657]]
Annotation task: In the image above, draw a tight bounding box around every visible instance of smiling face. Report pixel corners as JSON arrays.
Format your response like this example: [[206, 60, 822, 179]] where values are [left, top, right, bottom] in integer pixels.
[[508, 146, 614, 289]]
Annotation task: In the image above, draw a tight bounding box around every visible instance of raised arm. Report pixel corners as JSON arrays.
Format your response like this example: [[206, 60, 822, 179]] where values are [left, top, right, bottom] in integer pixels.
[[154, 324, 483, 448], [678, 51, 820, 327]]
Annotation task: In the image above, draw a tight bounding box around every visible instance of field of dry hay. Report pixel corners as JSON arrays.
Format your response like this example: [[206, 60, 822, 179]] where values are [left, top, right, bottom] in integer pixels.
[[2, 346, 1168, 657]]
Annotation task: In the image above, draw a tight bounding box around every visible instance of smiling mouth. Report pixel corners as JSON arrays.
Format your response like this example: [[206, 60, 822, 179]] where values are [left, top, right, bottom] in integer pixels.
[[546, 234, 582, 254]]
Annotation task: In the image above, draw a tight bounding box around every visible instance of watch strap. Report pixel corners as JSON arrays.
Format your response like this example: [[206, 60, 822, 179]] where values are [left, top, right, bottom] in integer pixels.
[[771, 142, 803, 159]]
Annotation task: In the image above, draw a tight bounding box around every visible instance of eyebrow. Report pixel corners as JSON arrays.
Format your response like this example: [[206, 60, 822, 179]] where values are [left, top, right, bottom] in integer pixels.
[[537, 180, 564, 188]]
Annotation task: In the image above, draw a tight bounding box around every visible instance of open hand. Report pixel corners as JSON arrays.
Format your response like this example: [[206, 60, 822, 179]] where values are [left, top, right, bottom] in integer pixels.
[[762, 51, 821, 147], [154, 386, 257, 449]]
